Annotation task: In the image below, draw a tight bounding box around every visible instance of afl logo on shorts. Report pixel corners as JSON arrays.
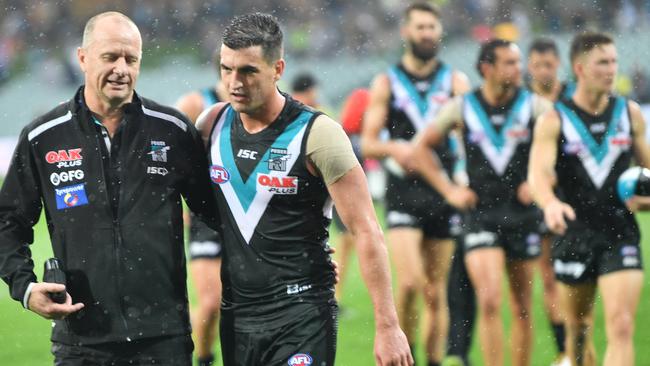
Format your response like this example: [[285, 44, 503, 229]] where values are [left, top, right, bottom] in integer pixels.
[[288, 353, 312, 366], [210, 165, 230, 184]]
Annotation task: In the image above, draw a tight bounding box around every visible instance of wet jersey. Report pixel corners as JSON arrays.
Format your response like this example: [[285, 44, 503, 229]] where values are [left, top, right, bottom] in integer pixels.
[[555, 96, 638, 237], [207, 97, 335, 328], [461, 87, 536, 209], [385, 62, 456, 197]]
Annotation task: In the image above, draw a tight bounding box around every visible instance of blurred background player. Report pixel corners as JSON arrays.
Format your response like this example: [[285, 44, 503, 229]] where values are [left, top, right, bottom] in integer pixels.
[[412, 39, 552, 366], [175, 52, 228, 366], [529, 32, 649, 366], [361, 3, 471, 365], [526, 37, 571, 366], [291, 72, 320, 108]]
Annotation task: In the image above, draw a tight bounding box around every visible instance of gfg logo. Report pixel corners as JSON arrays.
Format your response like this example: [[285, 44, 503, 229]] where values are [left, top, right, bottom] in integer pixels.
[[288, 353, 312, 366], [50, 170, 84, 186]]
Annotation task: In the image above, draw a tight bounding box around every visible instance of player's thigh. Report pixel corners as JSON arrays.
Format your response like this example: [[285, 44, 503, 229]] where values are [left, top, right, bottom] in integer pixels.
[[422, 237, 455, 283], [598, 270, 644, 329], [190, 258, 222, 302], [559, 282, 597, 323], [506, 258, 535, 311], [464, 247, 505, 297], [388, 226, 425, 283]]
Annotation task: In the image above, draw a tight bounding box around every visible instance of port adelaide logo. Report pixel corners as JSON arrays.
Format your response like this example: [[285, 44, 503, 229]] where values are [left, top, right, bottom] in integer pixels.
[[148, 141, 170, 162]]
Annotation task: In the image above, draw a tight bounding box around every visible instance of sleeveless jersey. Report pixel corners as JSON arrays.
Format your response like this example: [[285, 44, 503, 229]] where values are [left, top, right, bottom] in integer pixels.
[[385, 62, 456, 197], [555, 96, 638, 236], [462, 87, 535, 209], [207, 96, 335, 325]]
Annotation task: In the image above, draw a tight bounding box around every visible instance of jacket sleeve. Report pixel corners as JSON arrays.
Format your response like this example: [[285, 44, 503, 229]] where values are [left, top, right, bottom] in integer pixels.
[[181, 122, 220, 233], [0, 128, 43, 305]]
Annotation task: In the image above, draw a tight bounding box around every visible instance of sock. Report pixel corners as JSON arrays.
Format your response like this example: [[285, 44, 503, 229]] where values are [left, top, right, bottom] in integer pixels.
[[198, 354, 215, 366], [551, 322, 566, 353]]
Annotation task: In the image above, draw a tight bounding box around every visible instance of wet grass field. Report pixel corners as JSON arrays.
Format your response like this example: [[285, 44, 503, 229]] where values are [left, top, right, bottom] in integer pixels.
[[1, 209, 649, 365]]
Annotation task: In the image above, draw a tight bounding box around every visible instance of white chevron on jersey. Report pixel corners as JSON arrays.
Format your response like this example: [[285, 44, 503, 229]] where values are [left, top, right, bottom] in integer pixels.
[[557, 98, 631, 189], [387, 64, 452, 133], [463, 91, 533, 176], [210, 107, 310, 244]]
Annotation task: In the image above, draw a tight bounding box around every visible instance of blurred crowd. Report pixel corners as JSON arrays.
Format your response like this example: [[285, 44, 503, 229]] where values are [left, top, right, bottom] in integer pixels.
[[2, 0, 650, 101]]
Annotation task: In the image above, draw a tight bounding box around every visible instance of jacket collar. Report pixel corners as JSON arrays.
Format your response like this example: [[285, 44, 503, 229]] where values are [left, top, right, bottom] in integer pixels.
[[69, 86, 144, 132]]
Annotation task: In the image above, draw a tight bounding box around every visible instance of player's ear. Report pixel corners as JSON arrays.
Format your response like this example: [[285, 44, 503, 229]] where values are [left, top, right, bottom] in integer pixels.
[[274, 58, 285, 81], [77, 47, 87, 73]]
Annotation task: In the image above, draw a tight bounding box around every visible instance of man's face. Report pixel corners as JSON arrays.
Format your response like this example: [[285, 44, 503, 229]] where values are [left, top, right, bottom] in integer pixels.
[[486, 45, 522, 89], [77, 17, 141, 107], [575, 44, 617, 93], [220, 45, 284, 114], [402, 10, 443, 62], [528, 50, 560, 89]]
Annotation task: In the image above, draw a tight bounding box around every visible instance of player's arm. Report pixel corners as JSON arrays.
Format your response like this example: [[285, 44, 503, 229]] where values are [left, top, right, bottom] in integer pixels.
[[175, 92, 205, 124], [360, 74, 412, 169], [0, 129, 83, 319], [626, 100, 650, 211], [517, 95, 555, 206], [195, 102, 228, 146], [307, 116, 412, 366], [528, 109, 575, 234], [411, 98, 477, 210]]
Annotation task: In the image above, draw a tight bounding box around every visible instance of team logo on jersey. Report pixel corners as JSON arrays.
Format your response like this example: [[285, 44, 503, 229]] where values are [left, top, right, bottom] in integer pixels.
[[210, 165, 230, 184], [148, 141, 170, 162], [288, 353, 312, 366], [55, 183, 89, 210], [257, 173, 298, 194], [50, 170, 84, 186], [45, 148, 83, 168], [267, 148, 291, 172], [562, 141, 585, 155]]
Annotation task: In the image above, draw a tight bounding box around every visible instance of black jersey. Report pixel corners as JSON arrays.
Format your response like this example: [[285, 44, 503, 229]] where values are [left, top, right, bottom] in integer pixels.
[[207, 96, 335, 328], [555, 96, 638, 237], [385, 62, 456, 199], [461, 87, 535, 210]]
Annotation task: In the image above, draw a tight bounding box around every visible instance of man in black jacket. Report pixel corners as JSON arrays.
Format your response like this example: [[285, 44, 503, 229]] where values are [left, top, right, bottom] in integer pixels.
[[0, 11, 216, 365]]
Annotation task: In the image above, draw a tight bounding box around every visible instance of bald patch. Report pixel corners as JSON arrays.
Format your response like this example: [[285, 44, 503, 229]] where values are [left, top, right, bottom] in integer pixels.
[[82, 11, 140, 49]]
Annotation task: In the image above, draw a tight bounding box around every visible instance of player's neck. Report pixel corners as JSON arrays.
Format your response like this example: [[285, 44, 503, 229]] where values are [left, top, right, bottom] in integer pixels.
[[84, 89, 128, 137], [402, 53, 438, 78], [573, 83, 609, 115], [531, 78, 560, 101], [481, 80, 517, 107], [239, 90, 286, 133]]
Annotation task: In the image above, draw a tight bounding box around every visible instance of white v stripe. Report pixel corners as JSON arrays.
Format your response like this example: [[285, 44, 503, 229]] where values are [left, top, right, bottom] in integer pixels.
[[463, 97, 532, 176], [559, 106, 631, 189], [210, 110, 309, 244]]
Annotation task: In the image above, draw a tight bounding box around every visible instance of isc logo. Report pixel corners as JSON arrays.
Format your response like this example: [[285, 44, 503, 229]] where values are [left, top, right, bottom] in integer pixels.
[[45, 149, 83, 168], [257, 173, 298, 194], [288, 353, 312, 366], [237, 149, 258, 160]]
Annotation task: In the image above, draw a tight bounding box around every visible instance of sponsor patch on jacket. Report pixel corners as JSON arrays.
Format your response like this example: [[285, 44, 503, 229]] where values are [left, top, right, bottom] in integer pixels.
[[288, 353, 312, 366], [257, 173, 298, 194], [45, 148, 83, 168], [50, 169, 84, 186], [55, 183, 89, 210], [148, 141, 169, 162], [210, 165, 230, 184]]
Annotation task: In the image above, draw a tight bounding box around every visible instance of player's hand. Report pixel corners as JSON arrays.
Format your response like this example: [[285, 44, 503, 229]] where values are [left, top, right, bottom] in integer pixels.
[[390, 143, 417, 173], [543, 199, 576, 235], [27, 283, 84, 320], [374, 325, 413, 366], [444, 185, 478, 211], [625, 195, 650, 212], [517, 182, 534, 206]]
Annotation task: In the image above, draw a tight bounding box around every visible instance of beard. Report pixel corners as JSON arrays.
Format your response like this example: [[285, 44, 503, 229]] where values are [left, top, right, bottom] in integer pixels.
[[409, 39, 438, 62]]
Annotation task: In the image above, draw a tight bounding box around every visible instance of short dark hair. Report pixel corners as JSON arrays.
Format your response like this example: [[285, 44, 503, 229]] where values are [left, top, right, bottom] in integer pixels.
[[222, 12, 283, 63], [291, 73, 317, 93], [404, 2, 441, 22], [476, 39, 513, 78], [528, 37, 559, 57], [570, 32, 614, 64]]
